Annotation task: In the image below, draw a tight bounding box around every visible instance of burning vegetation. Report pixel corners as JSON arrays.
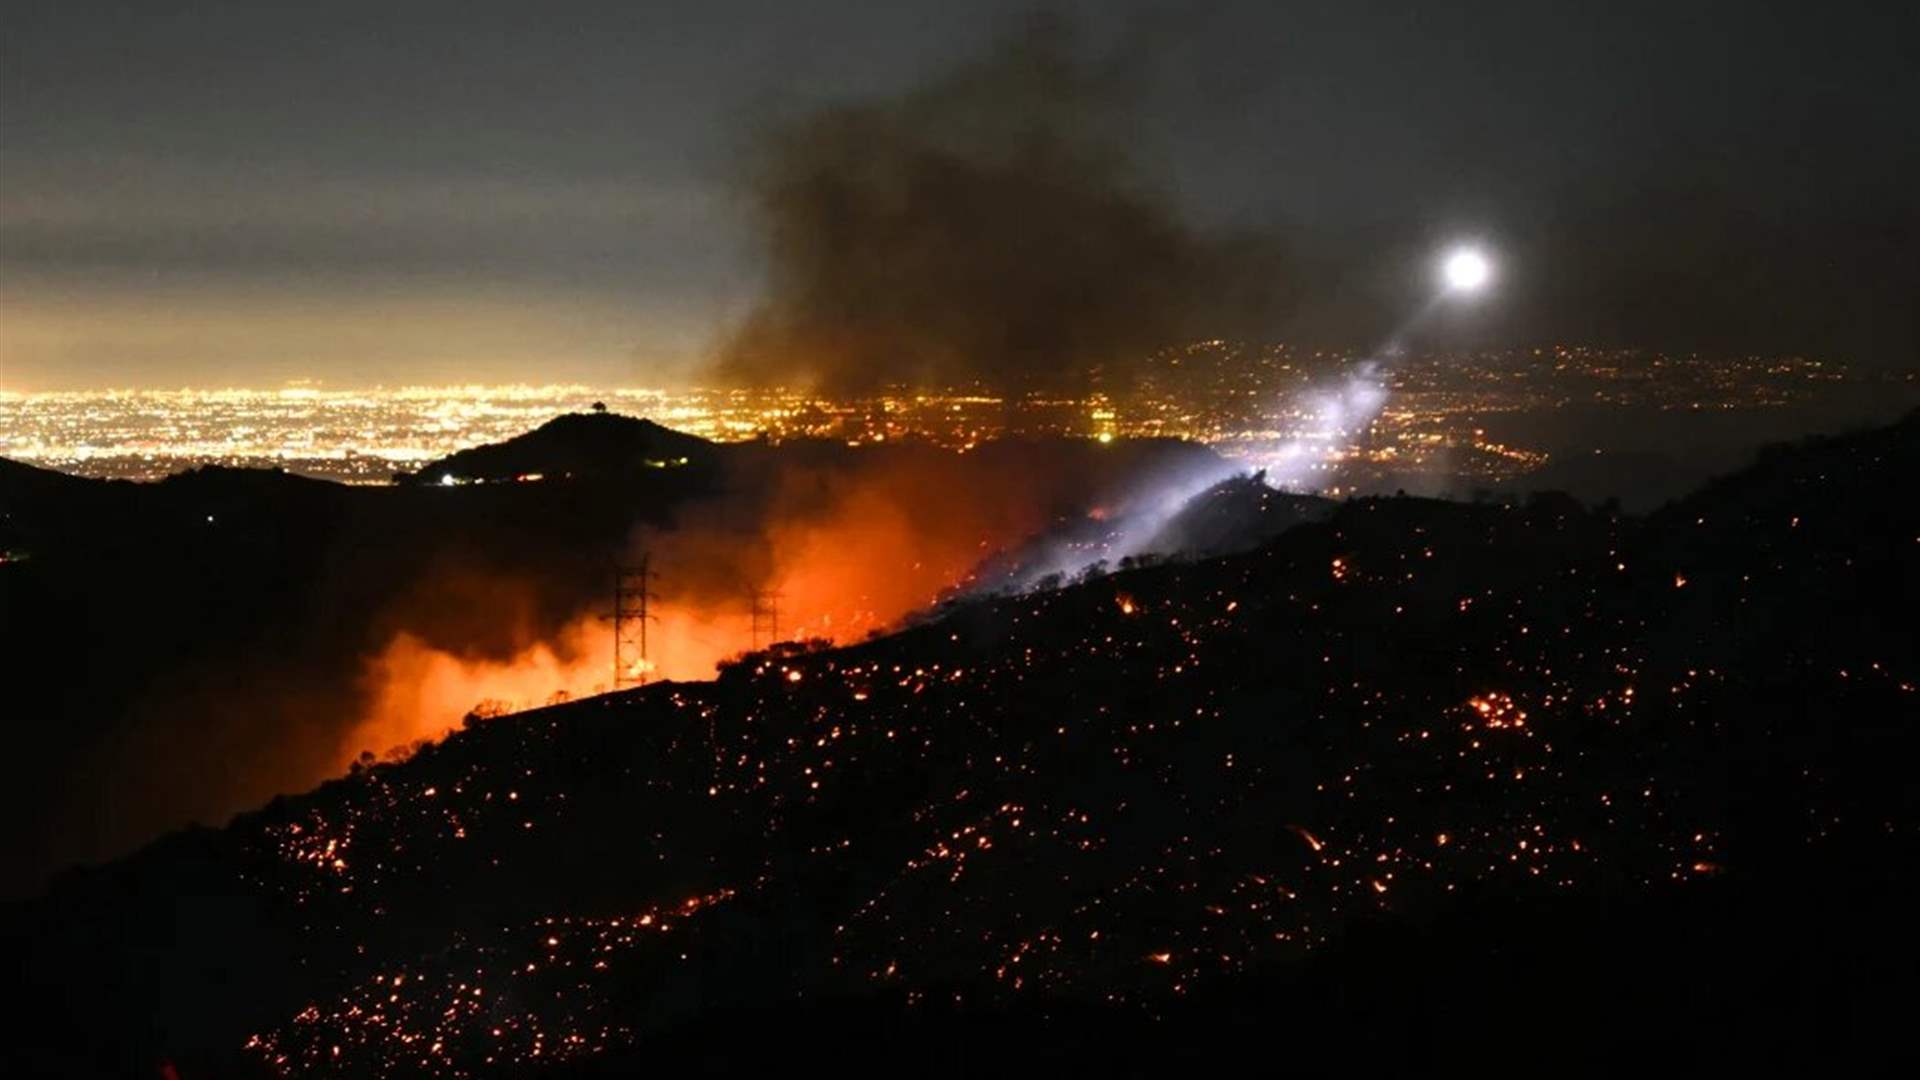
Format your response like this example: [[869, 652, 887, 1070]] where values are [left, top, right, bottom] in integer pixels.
[[344, 433, 1238, 768]]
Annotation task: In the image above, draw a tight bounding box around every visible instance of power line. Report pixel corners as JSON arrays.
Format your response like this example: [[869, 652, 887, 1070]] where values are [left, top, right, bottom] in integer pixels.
[[748, 585, 782, 651], [604, 556, 656, 688]]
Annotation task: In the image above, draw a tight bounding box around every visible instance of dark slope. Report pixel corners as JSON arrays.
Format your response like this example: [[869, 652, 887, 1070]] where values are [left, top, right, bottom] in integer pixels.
[[2, 456, 97, 559], [9, 413, 1916, 1076], [400, 411, 720, 484], [1141, 470, 1333, 557], [1, 454, 99, 495], [0, 457, 714, 897]]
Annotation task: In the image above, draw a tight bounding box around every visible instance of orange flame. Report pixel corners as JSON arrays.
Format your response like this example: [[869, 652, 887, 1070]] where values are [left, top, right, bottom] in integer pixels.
[[344, 452, 1071, 766]]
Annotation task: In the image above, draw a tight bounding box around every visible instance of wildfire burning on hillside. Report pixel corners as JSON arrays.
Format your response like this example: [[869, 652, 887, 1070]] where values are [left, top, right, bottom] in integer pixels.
[[343, 439, 1225, 765], [346, 549, 971, 765]]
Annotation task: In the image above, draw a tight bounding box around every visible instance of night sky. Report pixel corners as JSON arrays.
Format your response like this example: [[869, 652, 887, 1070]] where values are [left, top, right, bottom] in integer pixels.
[[3, 0, 1914, 389]]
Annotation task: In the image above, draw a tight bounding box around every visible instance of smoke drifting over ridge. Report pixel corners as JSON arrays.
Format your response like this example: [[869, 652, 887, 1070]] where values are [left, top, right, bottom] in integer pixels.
[[716, 16, 1286, 392], [343, 436, 1227, 761]]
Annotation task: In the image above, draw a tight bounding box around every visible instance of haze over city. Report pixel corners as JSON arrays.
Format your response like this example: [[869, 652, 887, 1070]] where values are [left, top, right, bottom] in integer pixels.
[[4, 0, 1915, 391]]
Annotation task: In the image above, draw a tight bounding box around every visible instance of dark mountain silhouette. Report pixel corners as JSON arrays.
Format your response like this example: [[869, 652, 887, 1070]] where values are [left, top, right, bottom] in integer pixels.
[[1, 453, 97, 494], [1141, 470, 1334, 557], [0, 454, 688, 899], [7, 410, 1915, 1076], [399, 411, 721, 484]]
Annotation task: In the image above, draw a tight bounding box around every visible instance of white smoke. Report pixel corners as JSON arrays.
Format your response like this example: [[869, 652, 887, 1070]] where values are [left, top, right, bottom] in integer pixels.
[[966, 360, 1393, 596], [1253, 360, 1388, 492]]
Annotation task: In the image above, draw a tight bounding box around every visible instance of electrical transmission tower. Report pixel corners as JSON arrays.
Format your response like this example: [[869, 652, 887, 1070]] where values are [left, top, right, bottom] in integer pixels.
[[748, 585, 782, 651], [604, 556, 656, 688]]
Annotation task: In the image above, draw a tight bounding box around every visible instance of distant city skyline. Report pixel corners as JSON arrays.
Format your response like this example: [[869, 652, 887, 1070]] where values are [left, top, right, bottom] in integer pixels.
[[8, 346, 1909, 500]]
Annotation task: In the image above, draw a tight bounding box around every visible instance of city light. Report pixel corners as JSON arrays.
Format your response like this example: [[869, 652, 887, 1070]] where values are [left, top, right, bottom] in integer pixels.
[[0, 347, 1871, 492]]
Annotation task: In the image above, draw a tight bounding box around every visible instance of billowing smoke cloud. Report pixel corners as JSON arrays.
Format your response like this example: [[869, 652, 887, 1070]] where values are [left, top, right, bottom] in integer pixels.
[[716, 15, 1286, 393]]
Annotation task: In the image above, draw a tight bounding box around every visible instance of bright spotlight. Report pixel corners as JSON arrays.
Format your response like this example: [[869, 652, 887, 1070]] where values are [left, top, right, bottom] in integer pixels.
[[1443, 248, 1491, 293]]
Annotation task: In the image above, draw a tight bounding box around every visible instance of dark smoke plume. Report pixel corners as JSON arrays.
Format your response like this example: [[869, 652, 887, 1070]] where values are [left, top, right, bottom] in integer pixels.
[[717, 15, 1286, 393]]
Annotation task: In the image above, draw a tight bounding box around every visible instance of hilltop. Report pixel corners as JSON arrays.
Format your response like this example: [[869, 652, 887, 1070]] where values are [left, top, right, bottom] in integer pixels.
[[399, 411, 721, 484], [9, 411, 1916, 1076]]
